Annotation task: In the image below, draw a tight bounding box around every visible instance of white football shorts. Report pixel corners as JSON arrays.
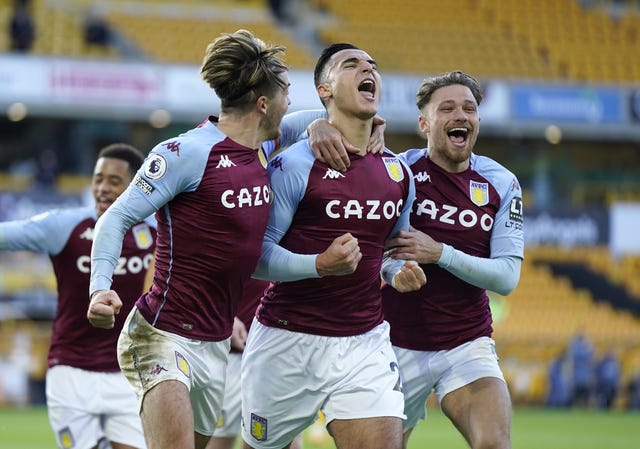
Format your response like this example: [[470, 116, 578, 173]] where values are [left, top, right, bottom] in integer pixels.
[[241, 319, 405, 449], [46, 365, 146, 449], [395, 336, 506, 431], [118, 308, 230, 436], [213, 352, 243, 438]]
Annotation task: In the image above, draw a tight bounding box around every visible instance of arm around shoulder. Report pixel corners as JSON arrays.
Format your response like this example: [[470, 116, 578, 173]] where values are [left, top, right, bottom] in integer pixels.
[[438, 244, 522, 296]]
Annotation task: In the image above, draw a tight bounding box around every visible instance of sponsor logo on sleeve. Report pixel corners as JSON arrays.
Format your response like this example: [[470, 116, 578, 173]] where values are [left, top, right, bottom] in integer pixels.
[[509, 197, 524, 223], [144, 155, 167, 180], [134, 175, 154, 196]]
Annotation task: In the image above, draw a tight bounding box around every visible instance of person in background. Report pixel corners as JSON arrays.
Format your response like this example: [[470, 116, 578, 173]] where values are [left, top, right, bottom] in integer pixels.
[[627, 369, 640, 410], [594, 349, 620, 409], [83, 5, 111, 47], [0, 143, 154, 449], [9, 0, 35, 52], [546, 350, 571, 408], [568, 332, 594, 408]]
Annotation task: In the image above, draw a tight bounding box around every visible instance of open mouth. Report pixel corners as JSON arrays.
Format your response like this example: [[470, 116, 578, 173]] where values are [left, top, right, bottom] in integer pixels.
[[358, 79, 376, 97], [96, 198, 112, 210], [447, 127, 469, 145]]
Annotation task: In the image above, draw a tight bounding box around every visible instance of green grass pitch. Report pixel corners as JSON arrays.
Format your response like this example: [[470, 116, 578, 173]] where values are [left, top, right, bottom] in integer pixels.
[[0, 406, 638, 449]]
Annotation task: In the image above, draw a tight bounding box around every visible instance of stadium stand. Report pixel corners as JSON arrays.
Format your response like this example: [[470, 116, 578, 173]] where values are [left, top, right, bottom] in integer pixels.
[[0, 0, 316, 66], [493, 247, 640, 406], [527, 246, 640, 304], [0, 0, 118, 58], [105, 12, 315, 67], [1, 0, 638, 83], [313, 0, 640, 83]]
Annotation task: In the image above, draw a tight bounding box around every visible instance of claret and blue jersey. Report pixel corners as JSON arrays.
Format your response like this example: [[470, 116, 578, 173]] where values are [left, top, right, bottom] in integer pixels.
[[382, 148, 524, 351], [0, 206, 156, 371], [90, 111, 320, 342], [254, 140, 416, 337]]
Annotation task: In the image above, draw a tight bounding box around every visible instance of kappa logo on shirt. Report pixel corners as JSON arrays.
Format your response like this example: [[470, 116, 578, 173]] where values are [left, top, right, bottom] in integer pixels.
[[322, 168, 345, 180], [216, 155, 237, 168], [269, 156, 283, 171], [79, 227, 94, 241], [162, 140, 181, 156], [414, 171, 431, 183], [149, 364, 168, 377]]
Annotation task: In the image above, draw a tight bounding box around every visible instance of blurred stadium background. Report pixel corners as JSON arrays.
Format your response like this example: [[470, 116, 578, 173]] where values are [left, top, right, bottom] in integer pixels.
[[1, 0, 640, 422]]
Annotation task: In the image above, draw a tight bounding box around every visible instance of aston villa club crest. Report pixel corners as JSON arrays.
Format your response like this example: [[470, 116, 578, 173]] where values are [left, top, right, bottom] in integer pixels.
[[250, 413, 268, 441], [132, 223, 153, 249], [217, 410, 227, 427], [469, 180, 489, 206], [383, 157, 404, 182], [175, 351, 191, 378], [58, 426, 74, 449]]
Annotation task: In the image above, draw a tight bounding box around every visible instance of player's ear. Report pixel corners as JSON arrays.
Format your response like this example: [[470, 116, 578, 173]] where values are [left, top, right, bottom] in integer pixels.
[[317, 83, 331, 102], [418, 114, 429, 133], [257, 95, 269, 115]]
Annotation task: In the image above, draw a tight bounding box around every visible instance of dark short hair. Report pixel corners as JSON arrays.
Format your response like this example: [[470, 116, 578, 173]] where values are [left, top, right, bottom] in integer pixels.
[[313, 43, 360, 87], [416, 70, 483, 111], [97, 143, 145, 176]]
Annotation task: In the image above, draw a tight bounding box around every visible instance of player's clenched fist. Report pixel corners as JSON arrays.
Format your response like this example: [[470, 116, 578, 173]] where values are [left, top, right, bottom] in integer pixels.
[[391, 260, 427, 292], [87, 290, 123, 329], [316, 232, 362, 277]]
